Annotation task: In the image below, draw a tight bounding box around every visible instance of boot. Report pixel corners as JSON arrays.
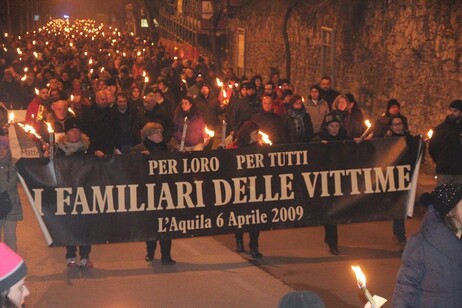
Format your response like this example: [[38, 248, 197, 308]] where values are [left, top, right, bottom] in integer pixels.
[[250, 248, 263, 259], [236, 239, 244, 252]]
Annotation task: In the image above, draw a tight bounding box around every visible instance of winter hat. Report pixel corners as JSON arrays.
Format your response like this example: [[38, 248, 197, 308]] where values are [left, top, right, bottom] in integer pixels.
[[449, 99, 462, 112], [0, 243, 27, 292], [324, 112, 342, 126], [386, 99, 400, 110], [278, 291, 326, 308], [420, 183, 462, 217], [0, 135, 9, 148], [64, 117, 82, 133]]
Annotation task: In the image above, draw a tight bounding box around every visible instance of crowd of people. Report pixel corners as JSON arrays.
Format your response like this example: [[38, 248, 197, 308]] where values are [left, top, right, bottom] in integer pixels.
[[0, 17, 461, 270]]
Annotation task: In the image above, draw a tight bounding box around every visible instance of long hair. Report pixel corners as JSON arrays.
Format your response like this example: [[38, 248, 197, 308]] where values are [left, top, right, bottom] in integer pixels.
[[235, 121, 259, 147]]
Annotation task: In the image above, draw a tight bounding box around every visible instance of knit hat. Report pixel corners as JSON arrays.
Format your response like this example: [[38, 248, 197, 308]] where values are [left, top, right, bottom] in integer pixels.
[[278, 291, 326, 308], [449, 99, 462, 112], [420, 183, 462, 217], [386, 99, 400, 111], [0, 243, 27, 292], [0, 135, 9, 147], [64, 117, 82, 133]]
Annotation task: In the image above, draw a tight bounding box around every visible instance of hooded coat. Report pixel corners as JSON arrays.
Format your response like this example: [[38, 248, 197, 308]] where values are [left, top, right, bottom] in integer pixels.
[[392, 206, 462, 307]]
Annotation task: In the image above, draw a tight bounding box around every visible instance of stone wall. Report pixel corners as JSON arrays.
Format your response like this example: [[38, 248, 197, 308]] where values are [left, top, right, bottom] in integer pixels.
[[225, 0, 462, 136]]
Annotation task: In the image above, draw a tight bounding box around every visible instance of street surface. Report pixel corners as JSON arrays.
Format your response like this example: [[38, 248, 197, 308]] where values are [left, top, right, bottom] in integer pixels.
[[16, 173, 435, 308]]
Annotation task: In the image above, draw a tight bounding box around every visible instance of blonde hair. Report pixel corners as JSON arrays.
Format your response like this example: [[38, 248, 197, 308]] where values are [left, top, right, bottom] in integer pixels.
[[141, 122, 164, 140]]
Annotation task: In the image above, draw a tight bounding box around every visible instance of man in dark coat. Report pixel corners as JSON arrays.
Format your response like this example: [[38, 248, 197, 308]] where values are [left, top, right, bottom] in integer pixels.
[[319, 76, 340, 110], [428, 100, 462, 185], [83, 90, 121, 157], [251, 95, 287, 144]]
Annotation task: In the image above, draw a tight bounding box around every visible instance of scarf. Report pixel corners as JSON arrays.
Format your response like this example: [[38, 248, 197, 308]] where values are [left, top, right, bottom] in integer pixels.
[[57, 140, 87, 156], [288, 108, 306, 137]]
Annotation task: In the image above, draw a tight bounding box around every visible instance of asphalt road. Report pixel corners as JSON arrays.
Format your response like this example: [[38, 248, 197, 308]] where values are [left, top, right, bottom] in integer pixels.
[[15, 173, 435, 308]]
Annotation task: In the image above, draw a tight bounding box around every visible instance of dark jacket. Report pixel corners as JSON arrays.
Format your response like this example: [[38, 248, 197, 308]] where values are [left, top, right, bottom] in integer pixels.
[[83, 106, 121, 154], [428, 118, 462, 175], [230, 96, 261, 132], [251, 111, 287, 145], [0, 152, 22, 221], [392, 206, 462, 307], [281, 107, 314, 143]]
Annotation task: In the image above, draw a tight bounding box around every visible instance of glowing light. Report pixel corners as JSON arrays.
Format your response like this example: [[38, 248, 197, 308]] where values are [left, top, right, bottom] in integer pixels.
[[259, 131, 272, 145], [205, 126, 215, 138]]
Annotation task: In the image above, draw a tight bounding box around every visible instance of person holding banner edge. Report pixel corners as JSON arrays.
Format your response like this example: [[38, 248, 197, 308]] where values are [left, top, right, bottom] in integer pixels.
[[132, 122, 176, 265], [226, 120, 263, 258]]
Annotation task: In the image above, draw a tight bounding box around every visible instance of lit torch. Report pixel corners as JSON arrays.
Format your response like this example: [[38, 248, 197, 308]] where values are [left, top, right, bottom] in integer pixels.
[[360, 120, 372, 139], [425, 129, 433, 142], [351, 265, 387, 308], [259, 131, 272, 146], [45, 122, 54, 159]]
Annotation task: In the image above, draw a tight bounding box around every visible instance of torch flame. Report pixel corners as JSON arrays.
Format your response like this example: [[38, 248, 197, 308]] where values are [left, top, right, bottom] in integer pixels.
[[205, 126, 215, 138], [89, 58, 93, 65], [8, 112, 14, 124], [365, 120, 371, 128], [68, 108, 75, 116], [45, 122, 54, 133], [259, 131, 272, 145], [144, 76, 149, 83], [222, 89, 227, 99], [21, 75, 27, 81], [33, 51, 38, 58], [17, 123, 42, 140], [35, 88, 39, 95], [351, 266, 367, 288], [216, 78, 223, 87], [427, 129, 433, 140]]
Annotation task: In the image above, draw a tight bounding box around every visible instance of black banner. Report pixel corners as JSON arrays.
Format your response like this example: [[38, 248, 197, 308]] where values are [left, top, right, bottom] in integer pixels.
[[16, 137, 423, 246]]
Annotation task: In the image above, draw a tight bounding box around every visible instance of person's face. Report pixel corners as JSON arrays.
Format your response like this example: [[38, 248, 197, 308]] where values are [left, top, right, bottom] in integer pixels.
[[249, 130, 259, 144], [281, 83, 289, 91], [336, 98, 348, 111], [132, 87, 140, 98], [95, 92, 108, 108], [53, 102, 68, 120], [48, 79, 58, 89], [320, 79, 331, 91], [388, 105, 400, 115], [255, 79, 262, 87], [310, 88, 320, 100], [262, 97, 273, 112], [448, 199, 462, 229], [39, 89, 50, 101], [116, 96, 128, 111], [0, 145, 9, 158], [264, 85, 273, 95], [67, 128, 82, 143], [72, 80, 81, 90], [271, 74, 279, 84], [390, 118, 404, 135], [147, 130, 163, 143], [293, 99, 303, 110], [4, 71, 13, 81], [246, 88, 255, 97], [7, 277, 29, 307], [200, 86, 209, 97], [327, 122, 341, 136], [447, 108, 461, 121], [61, 72, 69, 81], [50, 90, 60, 100], [181, 99, 192, 112], [154, 92, 164, 102]]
